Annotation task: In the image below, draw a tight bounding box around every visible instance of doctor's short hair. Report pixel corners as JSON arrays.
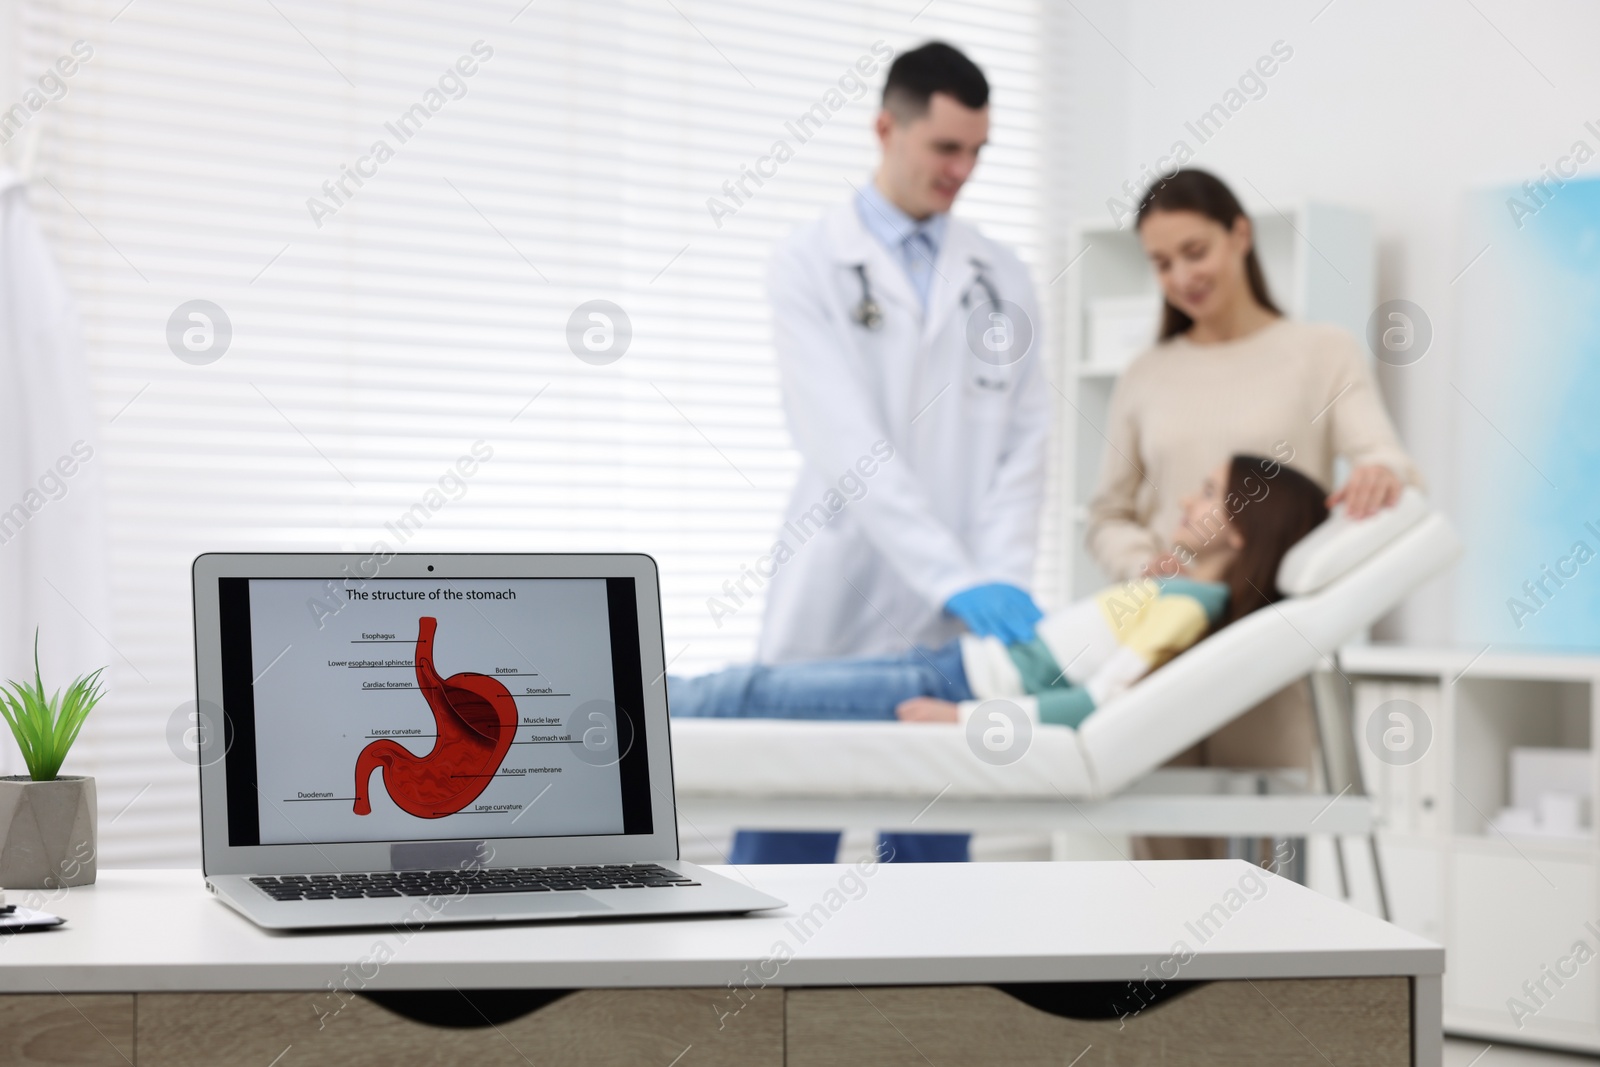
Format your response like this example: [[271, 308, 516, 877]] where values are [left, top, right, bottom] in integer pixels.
[[882, 41, 989, 121]]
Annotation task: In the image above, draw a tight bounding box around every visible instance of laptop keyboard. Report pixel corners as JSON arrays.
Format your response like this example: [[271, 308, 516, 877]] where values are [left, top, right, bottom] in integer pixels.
[[249, 863, 700, 902]]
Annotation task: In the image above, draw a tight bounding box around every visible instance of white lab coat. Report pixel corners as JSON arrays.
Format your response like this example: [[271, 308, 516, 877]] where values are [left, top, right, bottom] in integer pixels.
[[757, 201, 1051, 664], [0, 167, 112, 775]]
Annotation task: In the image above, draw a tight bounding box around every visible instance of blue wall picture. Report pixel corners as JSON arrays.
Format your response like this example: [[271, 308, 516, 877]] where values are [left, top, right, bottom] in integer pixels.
[[1455, 176, 1600, 649]]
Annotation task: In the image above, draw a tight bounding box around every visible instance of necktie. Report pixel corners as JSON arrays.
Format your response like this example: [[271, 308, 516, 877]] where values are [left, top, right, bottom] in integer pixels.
[[902, 228, 935, 307]]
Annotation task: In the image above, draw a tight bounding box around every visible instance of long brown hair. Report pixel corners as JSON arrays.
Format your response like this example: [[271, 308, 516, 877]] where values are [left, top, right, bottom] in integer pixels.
[[1136, 169, 1281, 341], [1219, 455, 1329, 626]]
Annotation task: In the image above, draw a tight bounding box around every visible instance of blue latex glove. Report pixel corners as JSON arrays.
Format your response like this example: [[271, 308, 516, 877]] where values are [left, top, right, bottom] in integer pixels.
[[944, 582, 1043, 645]]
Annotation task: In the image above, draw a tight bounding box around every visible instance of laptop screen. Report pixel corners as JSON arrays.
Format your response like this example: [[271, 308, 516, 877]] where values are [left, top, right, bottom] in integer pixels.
[[215, 575, 654, 848]]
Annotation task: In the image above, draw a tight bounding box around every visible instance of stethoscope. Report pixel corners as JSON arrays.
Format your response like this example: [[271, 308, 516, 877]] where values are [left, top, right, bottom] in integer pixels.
[[961, 258, 1002, 314], [851, 265, 883, 330], [850, 257, 1001, 331]]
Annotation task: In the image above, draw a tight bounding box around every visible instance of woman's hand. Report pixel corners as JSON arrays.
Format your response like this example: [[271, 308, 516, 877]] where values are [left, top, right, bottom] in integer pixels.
[[896, 697, 959, 723], [1327, 464, 1403, 519]]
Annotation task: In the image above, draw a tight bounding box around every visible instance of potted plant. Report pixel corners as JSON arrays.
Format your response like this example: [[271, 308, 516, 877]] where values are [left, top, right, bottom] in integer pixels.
[[0, 634, 105, 889]]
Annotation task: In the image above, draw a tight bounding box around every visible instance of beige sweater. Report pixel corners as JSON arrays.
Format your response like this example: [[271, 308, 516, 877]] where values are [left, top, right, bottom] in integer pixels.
[[1086, 317, 1422, 581]]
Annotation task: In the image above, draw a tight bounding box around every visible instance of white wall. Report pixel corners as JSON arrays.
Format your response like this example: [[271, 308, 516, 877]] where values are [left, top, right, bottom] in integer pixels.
[[10, 0, 1592, 652], [1055, 0, 1600, 642]]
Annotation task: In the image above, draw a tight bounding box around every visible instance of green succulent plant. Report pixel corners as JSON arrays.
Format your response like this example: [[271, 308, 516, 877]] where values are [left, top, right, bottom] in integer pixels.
[[0, 633, 106, 782]]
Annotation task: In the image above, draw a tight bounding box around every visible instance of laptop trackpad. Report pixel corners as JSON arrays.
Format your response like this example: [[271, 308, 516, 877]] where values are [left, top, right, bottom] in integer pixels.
[[443, 894, 614, 919]]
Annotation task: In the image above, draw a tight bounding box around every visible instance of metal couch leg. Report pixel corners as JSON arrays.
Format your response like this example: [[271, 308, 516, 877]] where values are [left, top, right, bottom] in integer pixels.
[[1310, 666, 1390, 921], [1272, 836, 1308, 884]]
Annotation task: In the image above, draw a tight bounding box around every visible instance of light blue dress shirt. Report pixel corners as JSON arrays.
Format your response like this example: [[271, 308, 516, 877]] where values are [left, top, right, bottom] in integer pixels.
[[854, 181, 949, 310]]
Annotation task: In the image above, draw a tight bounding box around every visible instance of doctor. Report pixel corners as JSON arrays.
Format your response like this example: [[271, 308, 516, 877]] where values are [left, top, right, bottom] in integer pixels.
[[747, 42, 1051, 864]]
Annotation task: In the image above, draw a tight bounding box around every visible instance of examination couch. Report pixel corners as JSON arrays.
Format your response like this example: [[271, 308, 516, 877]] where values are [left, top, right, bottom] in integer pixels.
[[670, 490, 1461, 897]]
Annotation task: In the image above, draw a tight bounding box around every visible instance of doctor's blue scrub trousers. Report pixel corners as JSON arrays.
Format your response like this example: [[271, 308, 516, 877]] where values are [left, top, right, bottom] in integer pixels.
[[668, 642, 974, 863]]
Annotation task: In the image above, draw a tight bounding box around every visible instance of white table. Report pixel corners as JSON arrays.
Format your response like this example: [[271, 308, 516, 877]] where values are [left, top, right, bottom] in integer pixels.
[[0, 862, 1443, 1066]]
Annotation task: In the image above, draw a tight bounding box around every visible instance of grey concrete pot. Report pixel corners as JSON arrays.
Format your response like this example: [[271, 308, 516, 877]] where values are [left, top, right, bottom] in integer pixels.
[[0, 775, 97, 889]]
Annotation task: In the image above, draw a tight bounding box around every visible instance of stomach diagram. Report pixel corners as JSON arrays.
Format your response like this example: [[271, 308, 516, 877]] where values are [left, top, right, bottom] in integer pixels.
[[353, 617, 517, 818]]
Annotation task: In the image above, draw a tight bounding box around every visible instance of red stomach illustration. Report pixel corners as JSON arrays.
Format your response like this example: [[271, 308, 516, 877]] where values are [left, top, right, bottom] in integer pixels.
[[353, 617, 518, 818]]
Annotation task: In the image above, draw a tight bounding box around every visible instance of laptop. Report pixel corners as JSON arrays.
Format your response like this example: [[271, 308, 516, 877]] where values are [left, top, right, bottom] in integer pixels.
[[191, 552, 784, 930]]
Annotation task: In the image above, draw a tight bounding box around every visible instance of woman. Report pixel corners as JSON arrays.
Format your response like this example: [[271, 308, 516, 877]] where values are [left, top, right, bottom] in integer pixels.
[[1085, 169, 1421, 859], [674, 455, 1327, 730], [1089, 168, 1419, 579]]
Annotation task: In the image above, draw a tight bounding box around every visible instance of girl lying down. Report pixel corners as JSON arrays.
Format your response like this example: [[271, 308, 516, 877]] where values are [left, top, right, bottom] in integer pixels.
[[670, 455, 1329, 730]]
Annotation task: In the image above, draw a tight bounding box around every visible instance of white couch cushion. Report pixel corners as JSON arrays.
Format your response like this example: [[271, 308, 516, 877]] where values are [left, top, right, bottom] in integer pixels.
[[1277, 486, 1429, 596], [670, 717, 1094, 800]]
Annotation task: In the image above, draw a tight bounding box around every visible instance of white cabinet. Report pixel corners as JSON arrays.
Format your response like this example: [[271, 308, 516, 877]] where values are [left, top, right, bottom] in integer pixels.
[[1447, 845, 1597, 1036], [1380, 836, 1444, 945], [1342, 645, 1600, 1054]]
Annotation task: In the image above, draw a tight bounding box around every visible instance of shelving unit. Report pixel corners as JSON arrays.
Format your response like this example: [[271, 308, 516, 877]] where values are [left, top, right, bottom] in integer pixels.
[[1057, 202, 1375, 597], [1341, 644, 1600, 1054]]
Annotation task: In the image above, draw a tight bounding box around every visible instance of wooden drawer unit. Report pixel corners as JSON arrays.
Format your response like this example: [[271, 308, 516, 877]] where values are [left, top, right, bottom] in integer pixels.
[[786, 979, 1412, 1067]]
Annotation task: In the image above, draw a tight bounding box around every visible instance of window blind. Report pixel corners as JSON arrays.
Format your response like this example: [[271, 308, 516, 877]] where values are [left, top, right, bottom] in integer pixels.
[[17, 0, 1050, 865]]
